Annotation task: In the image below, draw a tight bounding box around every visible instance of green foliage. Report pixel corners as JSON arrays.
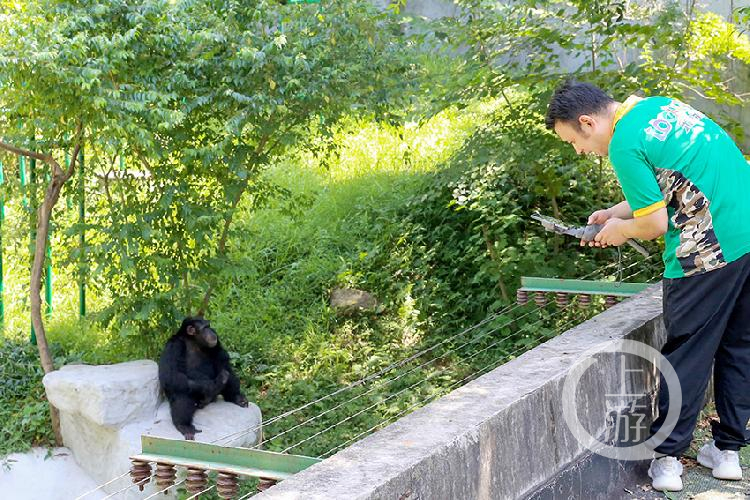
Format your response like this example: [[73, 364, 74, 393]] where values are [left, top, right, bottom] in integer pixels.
[[0, 0, 740, 466], [0, 340, 65, 456], [347, 91, 660, 338], [445, 0, 750, 139], [78, 0, 425, 340], [1, 0, 421, 342]]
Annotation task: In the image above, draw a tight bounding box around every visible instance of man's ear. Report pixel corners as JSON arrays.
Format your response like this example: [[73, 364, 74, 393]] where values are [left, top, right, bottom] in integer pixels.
[[578, 114, 595, 129], [186, 325, 196, 336]]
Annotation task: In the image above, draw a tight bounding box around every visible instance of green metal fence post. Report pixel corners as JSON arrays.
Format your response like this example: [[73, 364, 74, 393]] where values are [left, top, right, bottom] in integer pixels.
[[0, 160, 4, 328], [65, 153, 72, 209], [78, 147, 86, 318], [45, 169, 52, 320], [19, 156, 36, 344]]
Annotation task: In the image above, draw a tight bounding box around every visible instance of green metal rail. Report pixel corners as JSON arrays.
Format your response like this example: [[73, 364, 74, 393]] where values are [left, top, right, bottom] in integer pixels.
[[520, 276, 653, 297], [0, 160, 4, 326], [131, 436, 321, 481], [78, 147, 85, 318]]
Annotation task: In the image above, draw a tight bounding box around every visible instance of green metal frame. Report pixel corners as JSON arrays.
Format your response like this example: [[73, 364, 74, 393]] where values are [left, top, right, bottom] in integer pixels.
[[520, 276, 653, 297], [131, 436, 321, 481], [0, 160, 4, 326], [19, 156, 37, 343], [78, 147, 85, 318]]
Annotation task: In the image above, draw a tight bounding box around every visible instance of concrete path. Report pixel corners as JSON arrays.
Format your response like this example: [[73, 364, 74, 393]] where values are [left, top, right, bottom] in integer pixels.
[[0, 447, 106, 500]]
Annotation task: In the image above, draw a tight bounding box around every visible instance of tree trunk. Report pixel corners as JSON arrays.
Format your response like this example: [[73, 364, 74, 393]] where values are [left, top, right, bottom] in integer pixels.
[[550, 195, 561, 253], [2, 132, 83, 446], [550, 195, 561, 219], [198, 136, 271, 315], [31, 172, 70, 445]]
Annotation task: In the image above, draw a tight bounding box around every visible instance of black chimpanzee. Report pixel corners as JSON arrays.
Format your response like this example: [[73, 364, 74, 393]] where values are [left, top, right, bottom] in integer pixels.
[[158, 316, 248, 440]]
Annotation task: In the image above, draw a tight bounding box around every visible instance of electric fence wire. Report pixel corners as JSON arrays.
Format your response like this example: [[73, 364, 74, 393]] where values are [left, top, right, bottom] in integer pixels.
[[98, 474, 155, 500], [72, 471, 132, 500], [230, 302, 541, 449], [211, 303, 517, 446], [262, 254, 654, 453], [230, 295, 596, 498], [141, 478, 186, 500], [74, 250, 650, 498], [225, 256, 658, 496], [184, 484, 215, 500], [320, 311, 585, 458], [263, 254, 656, 445], [211, 298, 533, 444], [280, 300, 561, 454], [229, 298, 580, 500], [318, 259, 656, 459], [214, 255, 637, 448]]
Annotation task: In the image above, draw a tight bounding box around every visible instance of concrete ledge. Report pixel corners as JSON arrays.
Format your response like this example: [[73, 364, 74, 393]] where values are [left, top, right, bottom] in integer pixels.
[[256, 284, 665, 500]]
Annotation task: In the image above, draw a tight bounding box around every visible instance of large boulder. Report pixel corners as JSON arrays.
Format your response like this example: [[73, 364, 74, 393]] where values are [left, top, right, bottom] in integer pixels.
[[44, 361, 161, 427], [43, 361, 262, 499]]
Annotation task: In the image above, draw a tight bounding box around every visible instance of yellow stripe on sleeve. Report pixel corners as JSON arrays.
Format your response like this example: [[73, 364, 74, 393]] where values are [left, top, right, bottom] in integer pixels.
[[633, 200, 666, 218]]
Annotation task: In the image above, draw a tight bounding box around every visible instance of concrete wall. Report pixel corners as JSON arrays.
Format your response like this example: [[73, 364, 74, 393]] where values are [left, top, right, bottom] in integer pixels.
[[393, 0, 750, 21], [256, 285, 667, 500]]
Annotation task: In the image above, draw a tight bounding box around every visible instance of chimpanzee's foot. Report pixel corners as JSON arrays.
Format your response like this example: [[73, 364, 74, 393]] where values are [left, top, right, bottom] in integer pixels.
[[231, 393, 249, 408], [176, 424, 202, 440]]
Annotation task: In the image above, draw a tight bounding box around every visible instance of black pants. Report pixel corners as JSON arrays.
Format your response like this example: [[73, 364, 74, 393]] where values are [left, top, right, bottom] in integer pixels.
[[650, 252, 750, 456]]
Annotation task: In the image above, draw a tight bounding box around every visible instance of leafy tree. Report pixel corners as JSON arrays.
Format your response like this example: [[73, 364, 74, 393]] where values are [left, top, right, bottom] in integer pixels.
[[446, 0, 750, 130], [0, 0, 411, 438], [77, 0, 413, 345], [0, 0, 205, 439]]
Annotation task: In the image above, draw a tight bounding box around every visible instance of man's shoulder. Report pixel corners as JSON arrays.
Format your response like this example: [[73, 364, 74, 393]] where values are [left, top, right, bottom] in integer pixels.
[[628, 95, 672, 111], [612, 96, 681, 143]]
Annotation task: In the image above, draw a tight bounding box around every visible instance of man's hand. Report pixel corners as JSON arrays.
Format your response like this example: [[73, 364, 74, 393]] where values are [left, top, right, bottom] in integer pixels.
[[594, 218, 629, 247], [587, 208, 612, 225], [581, 208, 611, 247]]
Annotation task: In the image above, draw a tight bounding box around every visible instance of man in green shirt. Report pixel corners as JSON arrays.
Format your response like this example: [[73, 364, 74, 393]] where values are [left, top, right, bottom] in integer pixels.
[[546, 80, 750, 492]]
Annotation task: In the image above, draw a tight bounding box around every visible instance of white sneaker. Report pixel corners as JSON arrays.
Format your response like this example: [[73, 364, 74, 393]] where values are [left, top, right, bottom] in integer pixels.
[[697, 440, 743, 480], [648, 456, 684, 492]]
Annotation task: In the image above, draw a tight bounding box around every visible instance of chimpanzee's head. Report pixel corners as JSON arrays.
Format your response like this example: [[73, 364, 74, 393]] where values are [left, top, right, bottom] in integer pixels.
[[179, 316, 218, 349]]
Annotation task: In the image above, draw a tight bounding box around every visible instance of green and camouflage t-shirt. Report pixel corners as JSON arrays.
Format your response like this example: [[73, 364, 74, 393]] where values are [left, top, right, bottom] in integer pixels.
[[609, 95, 750, 278]]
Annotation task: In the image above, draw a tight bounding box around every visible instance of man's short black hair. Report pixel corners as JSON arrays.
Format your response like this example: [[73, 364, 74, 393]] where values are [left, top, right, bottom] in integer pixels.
[[545, 79, 615, 130]]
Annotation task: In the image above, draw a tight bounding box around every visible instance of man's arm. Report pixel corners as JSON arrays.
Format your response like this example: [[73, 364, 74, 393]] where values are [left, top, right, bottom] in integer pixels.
[[608, 200, 633, 220], [621, 207, 668, 240], [587, 200, 633, 226], [594, 207, 668, 247]]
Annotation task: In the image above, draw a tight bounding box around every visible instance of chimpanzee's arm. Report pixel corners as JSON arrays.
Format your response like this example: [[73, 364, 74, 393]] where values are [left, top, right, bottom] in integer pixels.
[[159, 337, 192, 398], [214, 347, 248, 407]]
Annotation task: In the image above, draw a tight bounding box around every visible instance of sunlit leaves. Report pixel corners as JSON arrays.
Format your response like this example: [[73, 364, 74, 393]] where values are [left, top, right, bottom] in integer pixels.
[[0, 0, 414, 337]]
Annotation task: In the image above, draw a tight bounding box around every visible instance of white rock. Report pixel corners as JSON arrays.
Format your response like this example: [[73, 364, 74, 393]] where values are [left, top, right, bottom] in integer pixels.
[[43, 360, 161, 427], [42, 361, 263, 499]]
